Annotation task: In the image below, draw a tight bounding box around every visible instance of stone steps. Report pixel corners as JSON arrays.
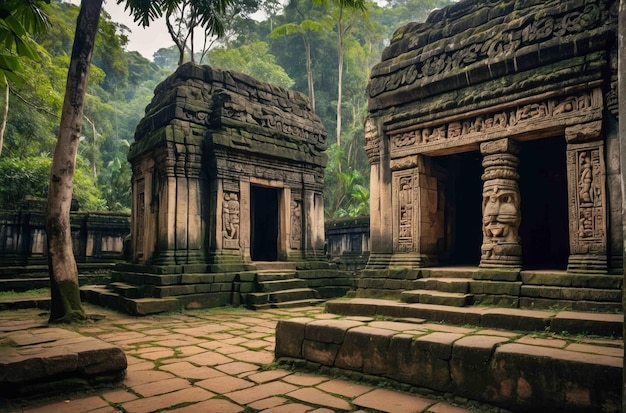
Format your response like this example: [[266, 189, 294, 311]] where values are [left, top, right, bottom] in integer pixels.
[[413, 277, 471, 293], [275, 313, 622, 413], [324, 298, 623, 337], [256, 278, 308, 292], [245, 287, 321, 309], [400, 289, 474, 307], [82, 284, 235, 316], [251, 298, 326, 310]]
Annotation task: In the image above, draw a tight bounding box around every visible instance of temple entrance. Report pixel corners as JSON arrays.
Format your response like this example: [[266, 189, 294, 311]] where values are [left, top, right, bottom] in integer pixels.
[[251, 185, 280, 261], [433, 151, 483, 266], [518, 137, 569, 270]]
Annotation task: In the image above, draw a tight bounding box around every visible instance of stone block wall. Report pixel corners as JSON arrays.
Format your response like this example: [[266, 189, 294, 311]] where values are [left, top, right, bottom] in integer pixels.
[[0, 198, 130, 269]]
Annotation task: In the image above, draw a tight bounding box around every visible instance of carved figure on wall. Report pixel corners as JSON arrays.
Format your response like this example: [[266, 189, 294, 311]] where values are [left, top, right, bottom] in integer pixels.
[[578, 152, 593, 204], [228, 193, 240, 240], [291, 200, 302, 247], [398, 176, 413, 248], [223, 192, 240, 241]]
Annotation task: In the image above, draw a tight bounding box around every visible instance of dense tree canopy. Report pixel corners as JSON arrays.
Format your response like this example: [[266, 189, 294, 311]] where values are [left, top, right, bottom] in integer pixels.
[[1, 0, 455, 218]]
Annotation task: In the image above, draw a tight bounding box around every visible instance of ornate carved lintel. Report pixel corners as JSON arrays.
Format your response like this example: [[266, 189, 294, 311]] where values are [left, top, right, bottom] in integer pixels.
[[564, 120, 602, 143]]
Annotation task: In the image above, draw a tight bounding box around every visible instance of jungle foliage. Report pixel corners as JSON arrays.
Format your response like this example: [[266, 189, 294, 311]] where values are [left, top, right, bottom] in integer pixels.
[[1, 0, 454, 217]]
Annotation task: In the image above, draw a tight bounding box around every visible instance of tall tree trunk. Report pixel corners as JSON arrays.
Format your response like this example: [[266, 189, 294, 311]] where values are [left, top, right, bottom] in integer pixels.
[[617, 0, 626, 406], [336, 19, 344, 150], [0, 79, 8, 155], [304, 35, 315, 111], [46, 0, 102, 324]]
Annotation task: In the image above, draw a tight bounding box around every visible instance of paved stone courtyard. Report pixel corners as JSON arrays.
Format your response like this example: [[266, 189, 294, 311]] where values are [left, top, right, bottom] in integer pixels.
[[0, 303, 506, 413]]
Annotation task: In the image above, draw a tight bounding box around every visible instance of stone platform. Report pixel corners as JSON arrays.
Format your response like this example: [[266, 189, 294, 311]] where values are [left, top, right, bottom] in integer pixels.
[[275, 298, 624, 413], [0, 320, 127, 397]]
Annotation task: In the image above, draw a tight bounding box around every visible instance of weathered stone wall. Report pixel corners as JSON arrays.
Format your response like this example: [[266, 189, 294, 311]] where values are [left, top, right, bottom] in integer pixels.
[[366, 0, 620, 274], [0, 198, 129, 268], [325, 217, 370, 270]]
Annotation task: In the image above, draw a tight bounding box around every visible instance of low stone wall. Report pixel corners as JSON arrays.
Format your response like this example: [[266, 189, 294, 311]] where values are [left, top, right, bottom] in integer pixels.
[[275, 316, 621, 413], [325, 217, 370, 271], [0, 204, 130, 269]]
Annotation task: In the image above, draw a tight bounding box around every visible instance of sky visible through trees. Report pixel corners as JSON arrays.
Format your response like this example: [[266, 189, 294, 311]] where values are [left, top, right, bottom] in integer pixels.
[[1, 0, 455, 219]]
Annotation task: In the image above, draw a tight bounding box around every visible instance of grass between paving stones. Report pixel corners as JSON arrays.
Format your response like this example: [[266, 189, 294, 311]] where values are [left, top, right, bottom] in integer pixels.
[[0, 288, 49, 299], [274, 358, 512, 413]]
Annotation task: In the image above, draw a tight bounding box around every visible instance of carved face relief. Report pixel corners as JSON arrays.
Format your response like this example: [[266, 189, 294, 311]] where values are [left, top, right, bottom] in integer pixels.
[[482, 184, 520, 243]]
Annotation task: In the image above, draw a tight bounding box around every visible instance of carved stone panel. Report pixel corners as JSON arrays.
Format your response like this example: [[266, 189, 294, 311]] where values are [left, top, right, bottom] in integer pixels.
[[290, 198, 302, 249], [364, 118, 380, 163], [136, 180, 145, 256], [392, 171, 418, 253], [222, 190, 240, 250], [567, 143, 606, 264]]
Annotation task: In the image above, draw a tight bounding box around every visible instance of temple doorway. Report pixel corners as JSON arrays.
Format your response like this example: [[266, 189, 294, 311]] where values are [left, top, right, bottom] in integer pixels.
[[251, 185, 280, 261], [434, 151, 483, 266], [518, 137, 569, 270]]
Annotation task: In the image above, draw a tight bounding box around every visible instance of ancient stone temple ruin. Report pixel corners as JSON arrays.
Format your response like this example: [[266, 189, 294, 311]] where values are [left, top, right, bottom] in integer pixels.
[[359, 0, 622, 309], [82, 63, 354, 314], [128, 64, 326, 267]]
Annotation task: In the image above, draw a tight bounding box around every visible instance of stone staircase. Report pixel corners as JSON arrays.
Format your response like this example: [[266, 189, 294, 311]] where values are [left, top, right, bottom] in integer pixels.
[[243, 262, 325, 309], [275, 297, 624, 413], [400, 267, 474, 307]]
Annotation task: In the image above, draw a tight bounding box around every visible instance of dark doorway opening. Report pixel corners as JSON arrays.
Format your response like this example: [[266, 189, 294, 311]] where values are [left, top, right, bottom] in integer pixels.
[[251, 186, 279, 261], [434, 151, 483, 266], [518, 137, 569, 270]]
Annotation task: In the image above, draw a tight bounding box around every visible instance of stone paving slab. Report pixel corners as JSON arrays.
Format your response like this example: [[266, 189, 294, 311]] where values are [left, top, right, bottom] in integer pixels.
[[0, 324, 126, 397], [0, 304, 499, 413]]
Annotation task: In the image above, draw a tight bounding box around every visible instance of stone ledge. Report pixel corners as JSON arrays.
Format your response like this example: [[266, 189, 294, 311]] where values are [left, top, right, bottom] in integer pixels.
[[275, 316, 622, 413], [0, 327, 126, 397], [325, 298, 623, 337]]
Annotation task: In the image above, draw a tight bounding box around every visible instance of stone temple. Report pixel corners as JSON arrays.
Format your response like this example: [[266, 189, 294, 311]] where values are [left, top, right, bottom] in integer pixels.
[[356, 0, 622, 310], [82, 64, 354, 314]]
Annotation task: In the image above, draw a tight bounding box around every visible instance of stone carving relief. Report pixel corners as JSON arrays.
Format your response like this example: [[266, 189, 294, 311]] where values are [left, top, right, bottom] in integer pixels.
[[480, 139, 522, 268], [364, 118, 380, 162], [397, 175, 414, 253], [222, 191, 240, 249], [219, 99, 325, 145], [574, 148, 604, 242], [136, 180, 145, 255], [369, 2, 604, 97], [290, 199, 302, 249], [389, 90, 600, 151]]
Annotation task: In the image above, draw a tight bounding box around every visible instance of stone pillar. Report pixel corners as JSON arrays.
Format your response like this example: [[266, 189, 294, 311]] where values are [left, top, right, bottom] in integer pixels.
[[479, 138, 522, 269], [566, 121, 607, 273]]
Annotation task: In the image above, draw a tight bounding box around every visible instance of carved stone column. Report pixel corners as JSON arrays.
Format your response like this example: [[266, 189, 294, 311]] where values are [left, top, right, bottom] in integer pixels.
[[566, 121, 607, 273], [479, 139, 522, 268]]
